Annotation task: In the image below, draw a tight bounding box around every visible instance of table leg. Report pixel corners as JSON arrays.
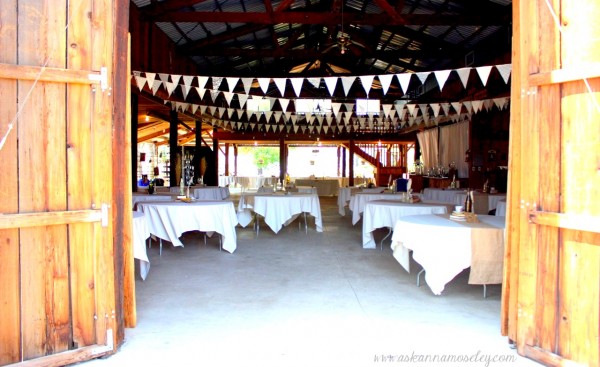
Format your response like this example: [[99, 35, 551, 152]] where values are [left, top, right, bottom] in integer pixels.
[[380, 227, 393, 250]]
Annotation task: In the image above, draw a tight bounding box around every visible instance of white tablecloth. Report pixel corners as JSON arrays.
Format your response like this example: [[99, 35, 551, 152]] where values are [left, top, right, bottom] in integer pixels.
[[349, 192, 402, 225], [235, 176, 277, 189], [193, 186, 230, 200], [362, 200, 453, 249], [390, 214, 505, 295], [219, 176, 235, 187], [337, 187, 361, 216], [422, 188, 465, 204], [132, 211, 151, 280], [294, 178, 340, 196], [132, 193, 175, 210], [237, 193, 323, 234], [495, 199, 507, 216], [137, 200, 239, 253]]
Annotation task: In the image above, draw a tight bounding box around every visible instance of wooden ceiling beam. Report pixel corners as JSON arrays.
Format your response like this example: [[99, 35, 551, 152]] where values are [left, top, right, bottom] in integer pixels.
[[152, 12, 509, 26]]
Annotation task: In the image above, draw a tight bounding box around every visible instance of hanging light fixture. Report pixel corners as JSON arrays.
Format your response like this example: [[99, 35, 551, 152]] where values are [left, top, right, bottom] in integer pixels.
[[338, 1, 351, 55]]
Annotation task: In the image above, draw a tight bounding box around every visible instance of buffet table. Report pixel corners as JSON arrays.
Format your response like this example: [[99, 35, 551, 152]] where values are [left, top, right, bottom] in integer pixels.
[[132, 211, 151, 280], [390, 214, 505, 295], [235, 176, 277, 189], [294, 178, 340, 196], [362, 200, 453, 249], [237, 192, 323, 234], [193, 186, 230, 200], [137, 200, 239, 253]]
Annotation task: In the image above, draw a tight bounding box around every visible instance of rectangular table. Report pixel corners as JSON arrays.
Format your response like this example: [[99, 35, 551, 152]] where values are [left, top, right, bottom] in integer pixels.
[[390, 214, 505, 295], [294, 178, 340, 196], [362, 200, 454, 249], [137, 200, 239, 253], [348, 192, 403, 225], [237, 192, 323, 234], [193, 186, 230, 200]]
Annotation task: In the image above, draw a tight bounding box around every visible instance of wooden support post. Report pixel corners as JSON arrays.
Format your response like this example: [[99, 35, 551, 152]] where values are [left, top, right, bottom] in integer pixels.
[[130, 93, 138, 192], [342, 146, 347, 178], [279, 138, 286, 183], [337, 145, 341, 177], [234, 144, 238, 176], [224, 143, 230, 176]]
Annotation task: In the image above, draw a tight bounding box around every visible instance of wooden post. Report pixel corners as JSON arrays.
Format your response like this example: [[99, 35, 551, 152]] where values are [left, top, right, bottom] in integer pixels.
[[212, 127, 218, 186], [279, 137, 286, 183], [349, 139, 355, 186], [224, 143, 230, 176], [169, 110, 178, 186], [234, 144, 238, 176], [336, 145, 341, 176], [131, 93, 138, 191], [342, 146, 347, 178], [195, 120, 201, 183]]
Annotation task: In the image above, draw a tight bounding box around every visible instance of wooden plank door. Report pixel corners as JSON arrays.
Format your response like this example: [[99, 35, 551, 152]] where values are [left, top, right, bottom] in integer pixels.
[[503, 1, 600, 366], [0, 0, 130, 365]]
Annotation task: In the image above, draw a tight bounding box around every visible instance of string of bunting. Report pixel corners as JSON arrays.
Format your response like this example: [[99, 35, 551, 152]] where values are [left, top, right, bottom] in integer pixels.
[[132, 63, 511, 133]]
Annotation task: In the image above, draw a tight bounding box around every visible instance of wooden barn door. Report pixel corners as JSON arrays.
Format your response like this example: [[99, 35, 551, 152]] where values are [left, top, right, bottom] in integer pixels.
[[0, 0, 129, 365], [503, 0, 600, 366]]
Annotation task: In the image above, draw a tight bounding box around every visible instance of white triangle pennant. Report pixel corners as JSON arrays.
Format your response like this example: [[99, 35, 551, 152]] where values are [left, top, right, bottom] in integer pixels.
[[324, 77, 338, 96], [326, 116, 333, 125], [406, 104, 417, 117], [250, 123, 255, 131], [307, 77, 321, 89], [273, 112, 282, 122], [463, 101, 473, 114], [434, 69, 452, 91], [415, 72, 430, 85], [158, 73, 169, 82], [237, 94, 248, 108], [145, 72, 156, 88], [209, 90, 220, 102], [197, 76, 209, 89], [273, 78, 287, 96], [227, 108, 234, 118], [181, 84, 192, 99], [359, 75, 375, 95], [294, 125, 300, 133], [223, 91, 235, 106], [451, 102, 462, 114], [441, 103, 451, 116], [332, 102, 342, 116], [212, 77, 223, 90], [208, 106, 217, 116], [195, 87, 206, 100], [183, 75, 194, 87], [382, 104, 393, 118], [151, 80, 162, 95], [285, 112, 292, 121], [264, 111, 273, 122], [456, 67, 471, 88], [344, 103, 354, 114], [373, 75, 392, 97], [396, 73, 412, 94], [430, 103, 441, 117], [476, 66, 493, 87], [496, 64, 512, 84], [226, 77, 239, 92], [279, 98, 290, 112], [218, 107, 226, 118], [291, 115, 298, 124], [471, 100, 484, 113], [340, 77, 356, 96], [483, 99, 495, 111], [134, 73, 149, 91], [200, 105, 208, 115], [418, 104, 428, 116], [241, 78, 253, 94], [257, 78, 270, 94], [171, 74, 181, 86], [191, 104, 199, 114], [291, 78, 304, 97]]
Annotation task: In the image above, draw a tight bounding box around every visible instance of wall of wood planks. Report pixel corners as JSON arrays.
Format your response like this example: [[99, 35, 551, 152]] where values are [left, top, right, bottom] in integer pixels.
[[503, 1, 600, 366], [0, 0, 129, 365]]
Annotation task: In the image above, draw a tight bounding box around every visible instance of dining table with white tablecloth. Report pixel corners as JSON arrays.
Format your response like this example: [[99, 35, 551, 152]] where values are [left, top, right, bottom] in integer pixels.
[[136, 200, 239, 253], [337, 186, 362, 216], [235, 176, 277, 189], [454, 192, 507, 214], [237, 192, 323, 234], [422, 188, 465, 204], [390, 214, 505, 295], [495, 199, 507, 216], [348, 191, 403, 225], [132, 211, 151, 280], [362, 200, 454, 249]]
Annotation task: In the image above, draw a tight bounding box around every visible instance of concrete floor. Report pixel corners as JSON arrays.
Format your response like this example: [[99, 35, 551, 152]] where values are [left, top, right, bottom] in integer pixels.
[[84, 196, 540, 367]]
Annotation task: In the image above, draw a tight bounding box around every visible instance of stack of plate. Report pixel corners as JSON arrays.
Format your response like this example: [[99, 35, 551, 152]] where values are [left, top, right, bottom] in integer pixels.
[[449, 211, 467, 221]]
